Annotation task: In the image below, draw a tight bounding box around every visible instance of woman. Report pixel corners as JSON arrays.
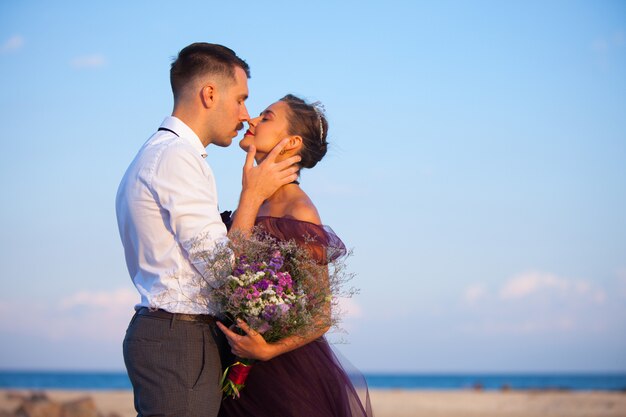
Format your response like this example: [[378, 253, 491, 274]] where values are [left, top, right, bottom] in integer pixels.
[[216, 95, 373, 417]]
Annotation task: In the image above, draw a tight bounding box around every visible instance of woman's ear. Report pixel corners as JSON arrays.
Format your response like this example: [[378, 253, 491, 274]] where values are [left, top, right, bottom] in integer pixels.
[[200, 84, 216, 108], [285, 135, 303, 151]]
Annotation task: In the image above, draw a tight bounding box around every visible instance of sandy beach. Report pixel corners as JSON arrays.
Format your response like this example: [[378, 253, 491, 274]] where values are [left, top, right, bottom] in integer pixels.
[[1, 389, 625, 417]]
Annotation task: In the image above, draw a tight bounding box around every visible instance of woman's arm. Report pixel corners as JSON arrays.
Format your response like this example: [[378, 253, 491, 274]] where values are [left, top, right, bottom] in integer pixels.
[[218, 246, 332, 361], [219, 198, 334, 360], [216, 317, 330, 361]]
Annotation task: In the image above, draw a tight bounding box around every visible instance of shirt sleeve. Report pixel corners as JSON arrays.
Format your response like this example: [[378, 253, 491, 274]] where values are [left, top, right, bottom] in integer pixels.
[[149, 143, 231, 285]]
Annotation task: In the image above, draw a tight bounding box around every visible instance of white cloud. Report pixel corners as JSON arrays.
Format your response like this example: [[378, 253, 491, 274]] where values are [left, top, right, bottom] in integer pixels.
[[462, 316, 575, 335], [499, 271, 606, 305], [593, 290, 606, 303], [1, 35, 24, 53], [463, 284, 486, 304], [70, 53, 106, 69], [458, 271, 616, 336], [574, 280, 591, 294], [60, 287, 136, 310], [0, 287, 137, 342], [336, 297, 363, 318], [499, 271, 569, 299]]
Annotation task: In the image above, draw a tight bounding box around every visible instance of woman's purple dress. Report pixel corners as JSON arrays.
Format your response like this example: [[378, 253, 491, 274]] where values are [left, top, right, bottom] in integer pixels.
[[218, 216, 373, 417]]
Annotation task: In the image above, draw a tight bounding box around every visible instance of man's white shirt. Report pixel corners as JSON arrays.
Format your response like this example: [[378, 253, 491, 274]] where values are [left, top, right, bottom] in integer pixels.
[[116, 116, 229, 314]]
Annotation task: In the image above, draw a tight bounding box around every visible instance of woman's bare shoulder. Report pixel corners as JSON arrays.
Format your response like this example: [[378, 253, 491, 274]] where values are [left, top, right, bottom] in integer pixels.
[[286, 193, 321, 225]]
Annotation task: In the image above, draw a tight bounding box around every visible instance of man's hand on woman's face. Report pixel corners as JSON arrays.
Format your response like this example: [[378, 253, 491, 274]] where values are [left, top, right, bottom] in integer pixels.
[[241, 137, 300, 202]]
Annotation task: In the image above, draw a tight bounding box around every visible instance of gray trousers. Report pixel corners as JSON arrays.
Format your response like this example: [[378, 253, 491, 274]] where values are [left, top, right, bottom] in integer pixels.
[[123, 310, 227, 417]]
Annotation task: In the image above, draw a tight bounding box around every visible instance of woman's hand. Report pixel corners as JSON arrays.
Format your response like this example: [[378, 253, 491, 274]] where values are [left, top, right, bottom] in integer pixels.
[[216, 319, 276, 361]]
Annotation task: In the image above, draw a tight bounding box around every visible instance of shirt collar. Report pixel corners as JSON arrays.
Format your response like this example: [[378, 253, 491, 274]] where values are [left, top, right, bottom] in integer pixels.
[[159, 116, 208, 158]]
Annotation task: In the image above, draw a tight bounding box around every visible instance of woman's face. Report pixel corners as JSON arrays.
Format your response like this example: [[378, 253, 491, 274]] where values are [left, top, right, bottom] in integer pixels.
[[240, 101, 291, 161]]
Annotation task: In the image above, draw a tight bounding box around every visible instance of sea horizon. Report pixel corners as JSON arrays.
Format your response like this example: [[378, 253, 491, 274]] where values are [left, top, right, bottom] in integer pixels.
[[1, 370, 625, 391]]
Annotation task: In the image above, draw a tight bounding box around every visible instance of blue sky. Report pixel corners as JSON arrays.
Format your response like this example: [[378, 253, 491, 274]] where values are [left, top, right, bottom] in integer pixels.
[[1, 0, 625, 372]]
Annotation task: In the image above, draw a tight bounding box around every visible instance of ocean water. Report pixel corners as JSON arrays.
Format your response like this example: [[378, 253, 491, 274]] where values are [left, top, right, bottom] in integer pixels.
[[364, 373, 626, 391], [1, 371, 625, 391]]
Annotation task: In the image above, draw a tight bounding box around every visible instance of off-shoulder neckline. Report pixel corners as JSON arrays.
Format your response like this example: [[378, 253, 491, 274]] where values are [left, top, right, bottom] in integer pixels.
[[255, 215, 324, 227]]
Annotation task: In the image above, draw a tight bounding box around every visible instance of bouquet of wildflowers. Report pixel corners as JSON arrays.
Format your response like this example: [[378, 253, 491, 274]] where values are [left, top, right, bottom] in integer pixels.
[[211, 228, 354, 398]]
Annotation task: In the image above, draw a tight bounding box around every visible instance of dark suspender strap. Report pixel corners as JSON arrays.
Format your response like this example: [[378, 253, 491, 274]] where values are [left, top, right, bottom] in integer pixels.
[[158, 127, 179, 137]]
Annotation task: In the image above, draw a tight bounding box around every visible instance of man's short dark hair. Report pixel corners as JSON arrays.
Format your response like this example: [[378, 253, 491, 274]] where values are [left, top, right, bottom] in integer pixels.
[[170, 43, 250, 100]]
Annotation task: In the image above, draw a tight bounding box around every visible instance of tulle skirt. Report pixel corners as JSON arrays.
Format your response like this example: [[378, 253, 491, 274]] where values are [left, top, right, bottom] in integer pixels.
[[218, 337, 373, 417]]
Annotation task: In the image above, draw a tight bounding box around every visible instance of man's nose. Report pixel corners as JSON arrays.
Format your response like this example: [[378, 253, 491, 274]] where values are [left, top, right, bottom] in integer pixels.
[[240, 106, 250, 121]]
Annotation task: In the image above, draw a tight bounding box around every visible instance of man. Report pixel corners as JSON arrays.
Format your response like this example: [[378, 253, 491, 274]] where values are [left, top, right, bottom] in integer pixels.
[[115, 43, 300, 417]]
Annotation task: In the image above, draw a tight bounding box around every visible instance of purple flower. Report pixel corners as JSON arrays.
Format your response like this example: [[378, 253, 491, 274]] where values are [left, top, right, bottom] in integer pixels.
[[274, 285, 284, 296], [269, 258, 283, 271], [262, 305, 277, 321], [278, 304, 290, 315], [268, 250, 284, 271], [255, 280, 269, 291], [256, 322, 271, 334]]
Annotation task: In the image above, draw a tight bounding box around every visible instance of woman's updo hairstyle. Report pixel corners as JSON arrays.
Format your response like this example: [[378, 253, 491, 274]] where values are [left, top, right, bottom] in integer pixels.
[[280, 94, 328, 169]]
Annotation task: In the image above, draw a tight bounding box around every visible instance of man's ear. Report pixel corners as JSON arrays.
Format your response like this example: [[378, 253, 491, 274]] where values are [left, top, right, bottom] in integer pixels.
[[285, 135, 303, 151], [200, 84, 216, 108]]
